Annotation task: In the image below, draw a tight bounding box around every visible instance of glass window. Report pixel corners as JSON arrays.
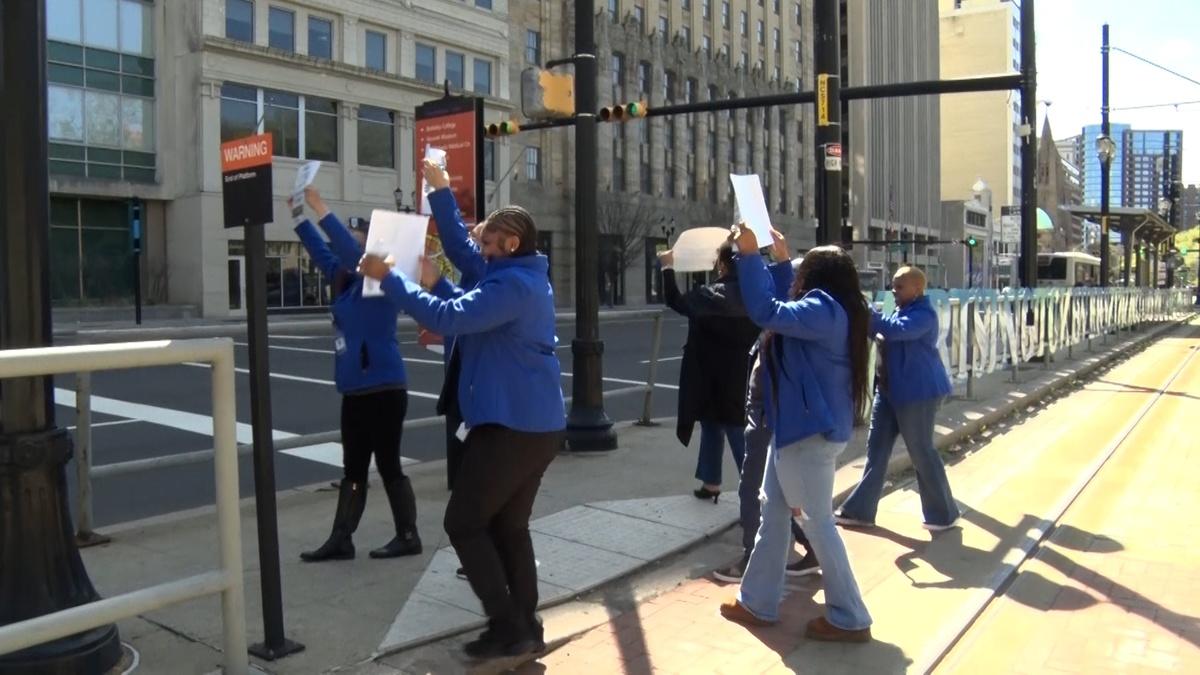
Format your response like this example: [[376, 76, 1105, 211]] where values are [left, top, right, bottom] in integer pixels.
[[48, 0, 83, 43], [84, 90, 122, 146], [638, 61, 651, 94], [304, 95, 337, 161], [446, 51, 465, 90], [608, 0, 618, 17], [663, 70, 674, 103], [365, 30, 386, 71], [526, 147, 541, 181], [483, 139, 496, 181], [263, 89, 299, 157], [773, 28, 780, 51], [48, 85, 86, 142], [308, 17, 333, 59], [476, 0, 492, 8], [740, 11, 747, 35], [415, 43, 436, 83], [268, 7, 295, 52], [357, 105, 394, 168], [611, 51, 624, 100], [121, 95, 154, 151], [683, 0, 690, 9], [659, 16, 668, 36], [119, 0, 153, 56], [722, 1, 730, 28], [473, 59, 492, 95], [795, 2, 802, 26], [226, 0, 254, 42], [632, 6, 644, 29], [757, 20, 764, 44], [703, 0, 711, 20], [219, 82, 257, 141], [84, 0, 119, 50], [702, 36, 711, 54], [526, 29, 541, 65], [681, 26, 690, 50]]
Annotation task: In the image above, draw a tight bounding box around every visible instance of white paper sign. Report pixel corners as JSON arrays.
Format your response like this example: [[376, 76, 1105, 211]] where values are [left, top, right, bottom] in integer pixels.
[[671, 227, 732, 272], [729, 174, 775, 247], [419, 146, 447, 215], [361, 209, 428, 297], [292, 160, 321, 204]]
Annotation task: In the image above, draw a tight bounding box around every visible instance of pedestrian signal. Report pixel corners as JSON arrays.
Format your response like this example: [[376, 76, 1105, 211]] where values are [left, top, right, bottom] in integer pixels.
[[965, 236, 978, 247]]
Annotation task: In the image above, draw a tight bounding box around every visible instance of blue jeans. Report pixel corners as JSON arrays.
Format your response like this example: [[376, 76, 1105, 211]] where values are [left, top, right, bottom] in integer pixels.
[[738, 436, 871, 630], [741, 421, 808, 555], [695, 421, 746, 486], [838, 392, 960, 527]]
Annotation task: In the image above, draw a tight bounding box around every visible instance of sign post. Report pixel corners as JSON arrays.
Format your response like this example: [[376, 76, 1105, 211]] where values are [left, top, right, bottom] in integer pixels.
[[219, 132, 304, 661], [130, 197, 143, 325]]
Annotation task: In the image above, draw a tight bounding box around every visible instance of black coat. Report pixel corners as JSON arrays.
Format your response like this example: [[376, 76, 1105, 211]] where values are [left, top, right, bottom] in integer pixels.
[[663, 270, 761, 446]]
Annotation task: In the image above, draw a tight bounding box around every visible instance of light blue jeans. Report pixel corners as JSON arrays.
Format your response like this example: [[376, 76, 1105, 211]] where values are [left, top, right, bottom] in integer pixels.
[[737, 435, 872, 631]]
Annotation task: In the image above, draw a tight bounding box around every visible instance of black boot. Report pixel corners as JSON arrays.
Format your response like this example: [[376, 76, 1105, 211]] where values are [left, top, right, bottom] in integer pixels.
[[301, 480, 366, 562], [370, 476, 422, 558]]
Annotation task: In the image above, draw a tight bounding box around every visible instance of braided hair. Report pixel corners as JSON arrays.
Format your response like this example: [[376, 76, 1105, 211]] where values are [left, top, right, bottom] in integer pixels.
[[483, 205, 539, 256]]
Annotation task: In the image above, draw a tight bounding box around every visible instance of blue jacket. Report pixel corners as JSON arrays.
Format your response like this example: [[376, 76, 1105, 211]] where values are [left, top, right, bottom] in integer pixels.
[[294, 214, 408, 395], [380, 192, 565, 433], [736, 253, 855, 445], [427, 188, 486, 366], [873, 295, 952, 406]]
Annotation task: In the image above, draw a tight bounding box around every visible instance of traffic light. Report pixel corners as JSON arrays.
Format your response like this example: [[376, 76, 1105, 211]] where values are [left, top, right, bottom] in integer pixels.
[[520, 68, 575, 119], [1182, 246, 1190, 255], [484, 120, 521, 137], [965, 236, 978, 248], [599, 101, 648, 122]]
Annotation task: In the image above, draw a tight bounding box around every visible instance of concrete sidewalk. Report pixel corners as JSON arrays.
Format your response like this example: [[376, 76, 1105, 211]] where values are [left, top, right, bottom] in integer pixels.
[[76, 318, 1188, 674]]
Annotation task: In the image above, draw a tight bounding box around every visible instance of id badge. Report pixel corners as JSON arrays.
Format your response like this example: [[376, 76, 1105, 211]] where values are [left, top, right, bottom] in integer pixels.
[[455, 423, 469, 442], [334, 335, 347, 355]]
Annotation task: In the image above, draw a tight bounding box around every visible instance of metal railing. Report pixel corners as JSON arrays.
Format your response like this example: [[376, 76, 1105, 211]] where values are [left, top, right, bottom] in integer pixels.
[[70, 310, 668, 543], [0, 339, 248, 675]]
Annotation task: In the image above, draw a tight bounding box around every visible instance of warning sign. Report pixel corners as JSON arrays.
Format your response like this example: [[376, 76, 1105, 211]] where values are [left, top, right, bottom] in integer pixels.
[[220, 133, 274, 228]]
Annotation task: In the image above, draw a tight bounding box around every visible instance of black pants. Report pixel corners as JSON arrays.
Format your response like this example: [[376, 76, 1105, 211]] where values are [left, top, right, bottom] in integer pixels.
[[341, 389, 408, 484], [444, 425, 561, 632]]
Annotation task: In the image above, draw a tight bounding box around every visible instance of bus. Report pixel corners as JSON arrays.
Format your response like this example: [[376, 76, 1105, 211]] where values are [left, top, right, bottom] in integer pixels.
[[1037, 252, 1101, 287]]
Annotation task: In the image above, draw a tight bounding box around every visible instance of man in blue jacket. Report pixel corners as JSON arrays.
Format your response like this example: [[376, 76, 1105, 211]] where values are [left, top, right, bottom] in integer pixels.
[[835, 266, 960, 531]]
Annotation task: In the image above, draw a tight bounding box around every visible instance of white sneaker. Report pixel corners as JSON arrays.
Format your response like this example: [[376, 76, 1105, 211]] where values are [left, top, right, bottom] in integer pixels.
[[922, 518, 961, 532], [834, 514, 875, 528]]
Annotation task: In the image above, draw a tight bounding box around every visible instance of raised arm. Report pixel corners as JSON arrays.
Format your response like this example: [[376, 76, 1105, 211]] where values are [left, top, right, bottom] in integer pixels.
[[427, 189, 486, 282], [661, 268, 694, 318], [378, 271, 524, 336], [736, 253, 841, 340], [767, 260, 795, 300], [294, 219, 342, 279], [303, 188, 362, 270], [871, 306, 936, 341]]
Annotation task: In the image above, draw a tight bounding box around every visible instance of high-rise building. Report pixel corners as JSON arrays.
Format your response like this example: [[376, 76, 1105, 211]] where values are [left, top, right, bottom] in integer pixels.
[[46, 0, 515, 318], [1078, 124, 1183, 226], [938, 0, 1023, 227], [846, 0, 944, 289], [506, 0, 816, 307], [1180, 184, 1199, 231]]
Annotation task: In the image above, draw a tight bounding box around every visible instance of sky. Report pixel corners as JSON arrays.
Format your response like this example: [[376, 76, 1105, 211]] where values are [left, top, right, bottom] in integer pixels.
[[1035, 0, 1200, 185]]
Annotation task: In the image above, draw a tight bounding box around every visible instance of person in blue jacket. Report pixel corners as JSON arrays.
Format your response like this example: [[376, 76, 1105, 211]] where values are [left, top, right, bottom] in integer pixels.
[[717, 226, 873, 644], [835, 266, 959, 530], [290, 187, 422, 562], [358, 175, 564, 661]]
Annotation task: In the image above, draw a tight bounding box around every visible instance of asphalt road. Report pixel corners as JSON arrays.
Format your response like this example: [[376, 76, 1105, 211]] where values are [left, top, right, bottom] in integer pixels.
[[55, 315, 690, 527]]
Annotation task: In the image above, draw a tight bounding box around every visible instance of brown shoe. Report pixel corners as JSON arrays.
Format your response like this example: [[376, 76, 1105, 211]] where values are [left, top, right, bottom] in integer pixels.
[[805, 616, 871, 643], [719, 599, 776, 627]]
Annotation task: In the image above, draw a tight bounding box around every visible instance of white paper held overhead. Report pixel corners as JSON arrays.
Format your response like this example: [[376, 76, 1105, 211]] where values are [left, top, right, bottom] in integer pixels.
[[292, 160, 322, 204], [728, 174, 774, 247], [361, 209, 428, 297]]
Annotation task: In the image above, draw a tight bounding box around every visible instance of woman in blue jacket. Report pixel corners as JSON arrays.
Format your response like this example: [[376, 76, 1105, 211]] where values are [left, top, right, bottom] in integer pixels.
[[359, 178, 564, 661], [718, 227, 874, 644], [291, 188, 422, 562]]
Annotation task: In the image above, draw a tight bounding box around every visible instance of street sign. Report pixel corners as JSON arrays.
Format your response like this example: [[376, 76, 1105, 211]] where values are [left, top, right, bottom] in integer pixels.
[[220, 133, 274, 228], [817, 74, 830, 125], [823, 142, 842, 171], [415, 96, 484, 222]]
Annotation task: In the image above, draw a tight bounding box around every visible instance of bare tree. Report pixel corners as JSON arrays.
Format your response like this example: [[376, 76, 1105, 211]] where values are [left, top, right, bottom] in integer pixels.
[[595, 194, 661, 274]]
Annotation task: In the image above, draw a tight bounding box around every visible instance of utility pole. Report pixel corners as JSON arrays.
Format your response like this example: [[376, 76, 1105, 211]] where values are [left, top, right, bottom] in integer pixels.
[[0, 2, 122, 672], [564, 0, 616, 451], [1018, 0, 1038, 288], [1098, 24, 1113, 287], [813, 0, 842, 246]]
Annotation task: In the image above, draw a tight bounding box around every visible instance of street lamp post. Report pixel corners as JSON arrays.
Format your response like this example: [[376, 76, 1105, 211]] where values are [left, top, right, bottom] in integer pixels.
[[1097, 24, 1114, 287], [1, 2, 123, 672]]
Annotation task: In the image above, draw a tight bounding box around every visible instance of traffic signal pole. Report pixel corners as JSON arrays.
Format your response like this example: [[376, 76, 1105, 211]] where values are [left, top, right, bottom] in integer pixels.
[[814, 0, 843, 247], [564, 0, 617, 452]]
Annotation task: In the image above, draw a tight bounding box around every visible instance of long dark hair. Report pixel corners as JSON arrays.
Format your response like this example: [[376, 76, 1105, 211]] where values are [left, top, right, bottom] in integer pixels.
[[484, 205, 539, 256], [782, 245, 871, 425]]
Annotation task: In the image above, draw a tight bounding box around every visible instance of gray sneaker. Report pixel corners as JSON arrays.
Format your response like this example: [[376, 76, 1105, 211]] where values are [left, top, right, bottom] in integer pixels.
[[712, 555, 749, 583], [785, 551, 820, 577]]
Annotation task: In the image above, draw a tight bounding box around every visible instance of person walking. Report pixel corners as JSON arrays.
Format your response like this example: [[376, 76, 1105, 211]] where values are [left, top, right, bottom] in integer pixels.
[[835, 266, 959, 531], [291, 188, 422, 562], [719, 227, 873, 643], [659, 241, 762, 502], [359, 164, 564, 661]]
